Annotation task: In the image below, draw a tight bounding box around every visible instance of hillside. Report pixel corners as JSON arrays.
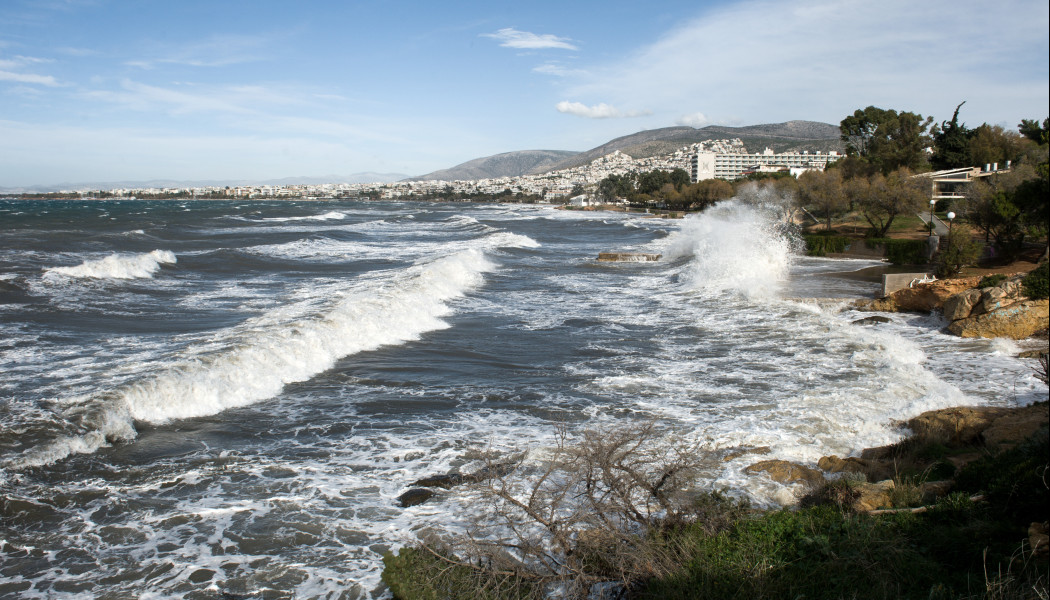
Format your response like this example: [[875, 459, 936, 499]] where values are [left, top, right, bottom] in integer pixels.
[[539, 120, 842, 173], [408, 150, 579, 182]]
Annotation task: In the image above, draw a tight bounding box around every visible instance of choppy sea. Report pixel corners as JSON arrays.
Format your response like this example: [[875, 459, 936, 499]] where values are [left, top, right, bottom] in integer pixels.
[[0, 198, 1042, 598]]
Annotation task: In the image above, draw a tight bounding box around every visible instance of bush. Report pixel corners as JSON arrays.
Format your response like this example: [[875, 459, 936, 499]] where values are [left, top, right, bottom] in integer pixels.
[[865, 238, 929, 265], [803, 235, 851, 257], [1022, 261, 1049, 299], [936, 236, 982, 278], [978, 274, 1008, 288]]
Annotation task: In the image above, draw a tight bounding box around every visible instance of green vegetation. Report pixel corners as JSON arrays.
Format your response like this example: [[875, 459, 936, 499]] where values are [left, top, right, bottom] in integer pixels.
[[382, 415, 1049, 600], [802, 234, 850, 256], [1022, 261, 1049, 299], [862, 238, 929, 265], [977, 274, 1009, 288]]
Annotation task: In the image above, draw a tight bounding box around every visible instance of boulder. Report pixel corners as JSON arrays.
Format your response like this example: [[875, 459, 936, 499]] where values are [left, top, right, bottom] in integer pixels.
[[397, 488, 436, 508], [942, 288, 982, 321], [851, 316, 892, 326], [853, 480, 896, 512], [745, 460, 825, 487], [946, 299, 1049, 339], [817, 455, 895, 482], [980, 403, 1050, 449], [855, 277, 980, 314], [920, 480, 953, 503], [905, 406, 1010, 444]]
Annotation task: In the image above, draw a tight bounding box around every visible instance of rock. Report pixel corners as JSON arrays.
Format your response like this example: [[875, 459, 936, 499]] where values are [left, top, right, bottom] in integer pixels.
[[853, 480, 895, 512], [981, 403, 1050, 450], [597, 252, 661, 262], [721, 446, 771, 462], [851, 316, 892, 326], [397, 488, 435, 508], [942, 288, 982, 321], [745, 460, 825, 487], [904, 403, 1048, 448], [1018, 349, 1048, 359], [906, 406, 1010, 444], [946, 299, 1049, 339], [409, 463, 516, 490], [817, 455, 895, 482], [857, 277, 981, 314], [920, 480, 953, 503]]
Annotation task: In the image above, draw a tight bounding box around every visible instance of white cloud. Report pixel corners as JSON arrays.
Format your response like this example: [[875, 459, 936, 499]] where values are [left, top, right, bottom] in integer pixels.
[[560, 0, 1049, 127], [483, 28, 577, 50], [676, 112, 708, 127], [0, 70, 60, 86], [556, 101, 650, 119]]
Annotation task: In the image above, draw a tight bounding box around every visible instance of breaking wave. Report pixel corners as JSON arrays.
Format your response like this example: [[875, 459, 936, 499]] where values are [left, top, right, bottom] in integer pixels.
[[44, 250, 177, 280]]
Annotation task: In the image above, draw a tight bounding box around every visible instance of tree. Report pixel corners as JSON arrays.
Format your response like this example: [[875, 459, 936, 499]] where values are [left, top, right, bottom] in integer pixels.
[[840, 106, 933, 174], [683, 179, 734, 211], [959, 163, 1043, 259], [930, 102, 972, 170], [967, 124, 1029, 169], [597, 174, 634, 203], [1019, 117, 1050, 145], [853, 168, 929, 238], [797, 169, 845, 232]]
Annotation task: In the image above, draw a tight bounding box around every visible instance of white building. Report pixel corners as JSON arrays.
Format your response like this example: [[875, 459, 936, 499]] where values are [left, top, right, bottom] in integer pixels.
[[691, 148, 842, 182]]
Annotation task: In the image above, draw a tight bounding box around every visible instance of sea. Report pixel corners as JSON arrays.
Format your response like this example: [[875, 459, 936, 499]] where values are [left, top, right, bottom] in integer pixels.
[[0, 197, 1043, 599]]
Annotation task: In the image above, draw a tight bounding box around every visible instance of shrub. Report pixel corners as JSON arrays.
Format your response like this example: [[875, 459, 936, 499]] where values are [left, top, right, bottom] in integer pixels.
[[978, 274, 1008, 288], [865, 238, 929, 265], [1021, 261, 1049, 299], [935, 236, 983, 278], [803, 235, 851, 257]]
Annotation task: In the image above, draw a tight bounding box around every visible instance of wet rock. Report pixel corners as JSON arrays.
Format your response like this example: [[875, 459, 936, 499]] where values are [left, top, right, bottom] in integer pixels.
[[947, 299, 1049, 339], [410, 463, 516, 489], [851, 316, 892, 326], [942, 288, 982, 321], [721, 446, 771, 462], [188, 569, 215, 584], [1017, 349, 1049, 359], [745, 460, 825, 487], [397, 488, 435, 508]]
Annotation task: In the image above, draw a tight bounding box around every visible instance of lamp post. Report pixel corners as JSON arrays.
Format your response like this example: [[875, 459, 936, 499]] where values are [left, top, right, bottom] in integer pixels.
[[929, 199, 937, 236], [946, 211, 955, 244]]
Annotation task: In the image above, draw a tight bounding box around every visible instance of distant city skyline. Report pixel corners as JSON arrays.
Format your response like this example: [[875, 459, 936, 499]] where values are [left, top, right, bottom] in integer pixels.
[[2, 0, 1047, 188]]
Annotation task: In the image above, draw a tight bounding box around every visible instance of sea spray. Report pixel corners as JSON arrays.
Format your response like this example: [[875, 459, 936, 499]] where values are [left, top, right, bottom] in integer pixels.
[[45, 249, 177, 280], [662, 200, 799, 300]]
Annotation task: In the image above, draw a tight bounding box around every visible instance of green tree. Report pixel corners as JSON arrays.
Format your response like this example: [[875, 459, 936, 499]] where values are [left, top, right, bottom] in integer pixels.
[[1019, 117, 1050, 145], [930, 102, 972, 170], [798, 169, 845, 232], [968, 124, 1029, 168], [961, 163, 1044, 259], [853, 168, 929, 238], [596, 174, 634, 203], [840, 106, 933, 174]]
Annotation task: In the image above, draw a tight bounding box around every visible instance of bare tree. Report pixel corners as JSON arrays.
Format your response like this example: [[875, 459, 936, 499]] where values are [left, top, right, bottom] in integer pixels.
[[384, 422, 749, 599]]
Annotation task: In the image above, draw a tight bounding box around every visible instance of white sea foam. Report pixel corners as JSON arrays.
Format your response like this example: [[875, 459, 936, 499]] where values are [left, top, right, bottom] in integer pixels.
[[44, 249, 177, 280], [662, 201, 796, 300], [260, 210, 347, 222]]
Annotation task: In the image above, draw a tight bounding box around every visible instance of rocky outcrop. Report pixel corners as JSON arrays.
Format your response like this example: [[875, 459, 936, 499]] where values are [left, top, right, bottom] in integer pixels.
[[859, 273, 1048, 340], [855, 277, 980, 313], [852, 480, 895, 512], [946, 299, 1049, 339], [904, 403, 1048, 449], [744, 460, 825, 487]]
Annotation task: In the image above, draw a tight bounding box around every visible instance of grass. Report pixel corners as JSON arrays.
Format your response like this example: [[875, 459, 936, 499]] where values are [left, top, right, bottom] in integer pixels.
[[383, 424, 1050, 600]]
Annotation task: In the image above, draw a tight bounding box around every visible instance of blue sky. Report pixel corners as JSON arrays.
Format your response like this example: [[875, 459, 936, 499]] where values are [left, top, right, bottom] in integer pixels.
[[1, 0, 1047, 187]]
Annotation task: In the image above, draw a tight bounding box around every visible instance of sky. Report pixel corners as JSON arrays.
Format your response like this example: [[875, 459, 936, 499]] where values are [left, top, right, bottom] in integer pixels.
[[1, 0, 1047, 188]]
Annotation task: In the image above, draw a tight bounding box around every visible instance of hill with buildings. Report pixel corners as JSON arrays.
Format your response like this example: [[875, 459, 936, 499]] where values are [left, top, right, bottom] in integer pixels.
[[408, 121, 842, 182]]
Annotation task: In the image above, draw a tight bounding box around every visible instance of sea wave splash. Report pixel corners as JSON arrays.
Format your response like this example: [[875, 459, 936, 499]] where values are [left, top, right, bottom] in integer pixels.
[[44, 249, 177, 280], [663, 200, 798, 300]]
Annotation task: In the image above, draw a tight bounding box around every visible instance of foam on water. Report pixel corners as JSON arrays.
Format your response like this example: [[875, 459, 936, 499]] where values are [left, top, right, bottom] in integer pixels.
[[44, 249, 177, 280], [260, 210, 348, 222], [661, 201, 797, 300]]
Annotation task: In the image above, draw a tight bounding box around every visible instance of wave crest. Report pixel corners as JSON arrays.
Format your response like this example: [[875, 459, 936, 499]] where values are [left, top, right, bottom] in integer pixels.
[[45, 250, 177, 280]]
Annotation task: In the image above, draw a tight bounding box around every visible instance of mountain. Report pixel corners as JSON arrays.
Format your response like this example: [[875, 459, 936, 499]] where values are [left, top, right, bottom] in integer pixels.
[[408, 150, 579, 182], [539, 120, 842, 173]]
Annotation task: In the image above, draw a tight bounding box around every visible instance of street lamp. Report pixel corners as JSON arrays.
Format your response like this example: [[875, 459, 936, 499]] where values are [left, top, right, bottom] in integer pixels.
[[946, 211, 955, 244], [929, 199, 937, 236]]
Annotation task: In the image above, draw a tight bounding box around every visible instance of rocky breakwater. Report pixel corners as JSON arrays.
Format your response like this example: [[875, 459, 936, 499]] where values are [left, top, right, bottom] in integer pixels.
[[857, 273, 1049, 340]]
